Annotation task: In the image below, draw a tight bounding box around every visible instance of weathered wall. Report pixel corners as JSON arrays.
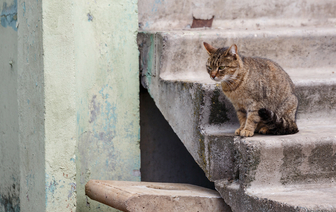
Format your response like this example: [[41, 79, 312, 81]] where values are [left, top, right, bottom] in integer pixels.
[[0, 0, 20, 211], [1, 0, 140, 211], [41, 0, 140, 211], [42, 0, 77, 211], [17, 0, 45, 211], [73, 0, 140, 211]]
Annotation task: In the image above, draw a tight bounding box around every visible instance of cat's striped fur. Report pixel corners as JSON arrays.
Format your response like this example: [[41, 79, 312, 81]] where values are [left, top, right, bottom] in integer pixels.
[[204, 42, 298, 137]]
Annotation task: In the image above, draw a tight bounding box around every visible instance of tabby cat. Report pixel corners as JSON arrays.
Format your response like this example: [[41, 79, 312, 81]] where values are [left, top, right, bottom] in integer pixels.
[[203, 42, 299, 137]]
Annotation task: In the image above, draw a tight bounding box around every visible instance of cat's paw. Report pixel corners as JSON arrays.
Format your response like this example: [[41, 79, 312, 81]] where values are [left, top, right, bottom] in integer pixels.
[[259, 127, 269, 134], [235, 128, 242, 135], [240, 129, 254, 137]]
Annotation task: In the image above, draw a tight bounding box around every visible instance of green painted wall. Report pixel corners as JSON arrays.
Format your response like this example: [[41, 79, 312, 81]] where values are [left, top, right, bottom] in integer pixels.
[[73, 0, 140, 211], [42, 0, 140, 211]]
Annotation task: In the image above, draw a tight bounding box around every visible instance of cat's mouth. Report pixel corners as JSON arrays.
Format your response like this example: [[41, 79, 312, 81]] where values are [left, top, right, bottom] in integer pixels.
[[211, 76, 222, 82]]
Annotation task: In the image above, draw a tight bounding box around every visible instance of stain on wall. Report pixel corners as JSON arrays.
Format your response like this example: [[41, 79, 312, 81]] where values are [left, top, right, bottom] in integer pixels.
[[0, 186, 20, 212], [0, 0, 17, 30], [0, 0, 20, 211], [73, 0, 140, 211]]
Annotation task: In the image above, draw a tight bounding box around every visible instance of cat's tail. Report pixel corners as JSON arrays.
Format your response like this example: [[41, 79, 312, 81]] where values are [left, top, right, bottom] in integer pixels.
[[258, 108, 299, 135]]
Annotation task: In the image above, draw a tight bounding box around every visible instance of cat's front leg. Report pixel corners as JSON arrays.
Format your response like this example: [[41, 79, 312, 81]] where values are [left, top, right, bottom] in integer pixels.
[[235, 109, 247, 135], [240, 109, 260, 137]]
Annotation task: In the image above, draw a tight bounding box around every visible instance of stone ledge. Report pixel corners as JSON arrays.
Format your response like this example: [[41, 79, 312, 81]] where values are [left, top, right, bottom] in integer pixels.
[[85, 180, 231, 212]]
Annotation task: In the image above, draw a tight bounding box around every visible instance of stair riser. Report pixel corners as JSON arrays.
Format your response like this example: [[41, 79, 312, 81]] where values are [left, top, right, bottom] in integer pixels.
[[204, 135, 235, 181], [159, 30, 336, 75], [202, 83, 336, 128], [236, 135, 336, 187]]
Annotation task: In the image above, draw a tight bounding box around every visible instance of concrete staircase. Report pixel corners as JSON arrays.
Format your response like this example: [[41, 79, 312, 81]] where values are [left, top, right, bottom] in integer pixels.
[[138, 1, 336, 211]]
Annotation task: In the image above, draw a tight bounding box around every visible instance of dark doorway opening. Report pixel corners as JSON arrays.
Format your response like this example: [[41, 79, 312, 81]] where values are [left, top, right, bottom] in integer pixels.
[[140, 86, 215, 190]]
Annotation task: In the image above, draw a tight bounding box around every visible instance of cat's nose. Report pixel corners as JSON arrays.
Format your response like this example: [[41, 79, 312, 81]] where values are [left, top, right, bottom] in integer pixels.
[[211, 75, 216, 79]]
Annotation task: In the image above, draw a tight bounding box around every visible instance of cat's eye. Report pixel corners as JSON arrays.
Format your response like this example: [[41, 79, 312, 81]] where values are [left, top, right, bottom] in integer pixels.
[[219, 66, 225, 70]]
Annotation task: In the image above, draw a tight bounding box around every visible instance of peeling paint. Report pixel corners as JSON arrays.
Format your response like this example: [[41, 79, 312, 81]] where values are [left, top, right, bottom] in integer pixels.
[[0, 0, 18, 31], [87, 13, 93, 22], [22, 2, 25, 16], [151, 0, 163, 12], [45, 175, 59, 206], [68, 183, 76, 199]]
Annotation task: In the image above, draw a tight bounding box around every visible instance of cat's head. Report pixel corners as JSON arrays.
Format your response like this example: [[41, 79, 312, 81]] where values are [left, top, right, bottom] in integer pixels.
[[203, 42, 241, 82]]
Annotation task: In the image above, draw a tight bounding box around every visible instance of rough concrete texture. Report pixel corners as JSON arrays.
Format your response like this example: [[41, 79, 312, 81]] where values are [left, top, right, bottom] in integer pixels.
[[139, 0, 336, 30], [42, 1, 77, 210], [138, 27, 336, 211], [215, 128, 336, 211], [73, 0, 140, 211], [138, 30, 336, 179], [17, 0, 46, 211], [139, 29, 336, 123], [0, 0, 20, 211], [85, 180, 231, 212], [42, 0, 141, 211]]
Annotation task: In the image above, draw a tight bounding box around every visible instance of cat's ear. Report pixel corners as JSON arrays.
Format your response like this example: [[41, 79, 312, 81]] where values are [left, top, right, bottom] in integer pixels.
[[228, 44, 238, 59], [203, 42, 217, 54]]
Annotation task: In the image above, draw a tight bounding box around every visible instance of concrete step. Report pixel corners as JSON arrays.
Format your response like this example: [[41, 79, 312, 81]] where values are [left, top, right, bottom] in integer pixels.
[[139, 28, 336, 125], [216, 181, 336, 212], [139, 0, 336, 30], [150, 28, 336, 74], [215, 126, 336, 211], [138, 28, 336, 211], [138, 28, 336, 179], [85, 180, 231, 212]]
